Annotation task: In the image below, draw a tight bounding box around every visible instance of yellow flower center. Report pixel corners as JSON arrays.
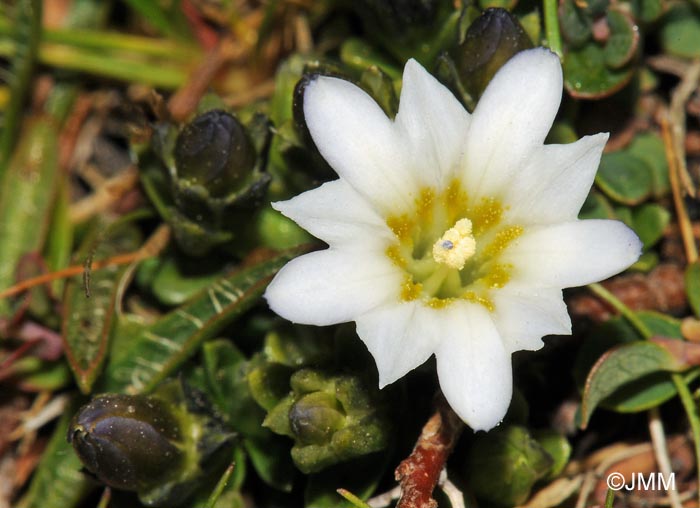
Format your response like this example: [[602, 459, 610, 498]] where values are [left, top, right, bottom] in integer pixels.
[[385, 179, 523, 311]]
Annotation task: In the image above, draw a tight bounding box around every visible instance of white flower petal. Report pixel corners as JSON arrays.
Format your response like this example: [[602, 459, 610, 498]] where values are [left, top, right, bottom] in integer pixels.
[[395, 59, 471, 186], [492, 286, 571, 353], [505, 220, 642, 288], [461, 48, 563, 199], [304, 76, 416, 213], [356, 301, 443, 388], [272, 179, 391, 248], [507, 133, 609, 224], [264, 249, 401, 326], [435, 303, 512, 431]]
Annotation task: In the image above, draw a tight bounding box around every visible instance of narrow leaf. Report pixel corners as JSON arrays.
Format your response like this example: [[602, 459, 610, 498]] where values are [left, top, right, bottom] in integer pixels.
[[0, 0, 41, 172], [121, 0, 191, 40], [101, 246, 309, 393], [62, 220, 142, 393], [0, 119, 59, 319]]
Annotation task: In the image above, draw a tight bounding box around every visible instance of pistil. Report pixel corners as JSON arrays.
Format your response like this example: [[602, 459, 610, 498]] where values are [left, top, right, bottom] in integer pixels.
[[432, 218, 476, 270]]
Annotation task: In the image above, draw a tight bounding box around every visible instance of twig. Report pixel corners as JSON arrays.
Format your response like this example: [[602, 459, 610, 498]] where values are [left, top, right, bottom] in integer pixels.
[[647, 55, 691, 78], [294, 12, 313, 54], [670, 373, 700, 507], [543, 0, 563, 58], [648, 408, 683, 508], [367, 486, 401, 508], [668, 60, 700, 197], [574, 471, 596, 508], [440, 477, 465, 508], [662, 112, 699, 264], [395, 394, 464, 508], [9, 394, 69, 440], [69, 165, 140, 223], [167, 37, 244, 122]]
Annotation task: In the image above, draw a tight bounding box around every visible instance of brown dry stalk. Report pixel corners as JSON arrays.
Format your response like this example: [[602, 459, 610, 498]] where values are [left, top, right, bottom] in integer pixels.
[[662, 112, 699, 264], [668, 60, 700, 197], [0, 225, 170, 301], [167, 37, 245, 122], [69, 164, 140, 223], [395, 395, 464, 508]]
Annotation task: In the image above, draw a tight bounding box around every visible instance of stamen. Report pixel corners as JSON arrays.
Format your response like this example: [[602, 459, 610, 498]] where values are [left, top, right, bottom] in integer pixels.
[[432, 218, 476, 270]]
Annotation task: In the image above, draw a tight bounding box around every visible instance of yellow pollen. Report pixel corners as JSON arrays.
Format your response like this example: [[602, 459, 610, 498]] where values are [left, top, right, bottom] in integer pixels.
[[432, 218, 476, 270]]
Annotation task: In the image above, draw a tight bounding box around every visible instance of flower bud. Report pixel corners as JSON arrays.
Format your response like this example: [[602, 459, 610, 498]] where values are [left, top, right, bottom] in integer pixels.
[[261, 369, 391, 474], [453, 8, 533, 99], [174, 110, 256, 199], [68, 381, 234, 507], [137, 106, 273, 257], [68, 394, 183, 492], [289, 391, 346, 445]]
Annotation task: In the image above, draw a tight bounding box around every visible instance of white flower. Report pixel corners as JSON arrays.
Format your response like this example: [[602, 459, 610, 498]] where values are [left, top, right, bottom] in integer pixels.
[[264, 48, 642, 431]]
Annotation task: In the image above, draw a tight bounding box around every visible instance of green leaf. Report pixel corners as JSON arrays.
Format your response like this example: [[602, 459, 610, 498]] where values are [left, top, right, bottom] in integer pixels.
[[546, 121, 579, 144], [0, 119, 60, 319], [564, 43, 634, 99], [518, 10, 541, 45], [45, 180, 74, 295], [574, 311, 682, 388], [149, 253, 222, 306], [479, 0, 518, 9], [0, 0, 41, 172], [631, 0, 664, 22], [626, 133, 669, 198], [660, 4, 700, 58], [631, 203, 671, 249], [559, 0, 592, 48], [534, 431, 571, 479], [256, 206, 314, 250], [465, 426, 553, 506], [248, 360, 295, 411], [62, 220, 142, 393], [359, 65, 399, 117], [579, 191, 616, 220], [601, 372, 680, 413], [604, 10, 639, 69], [686, 261, 700, 319], [201, 340, 269, 439], [580, 340, 686, 428], [340, 38, 401, 81], [595, 151, 653, 205], [101, 246, 308, 393], [121, 0, 191, 40], [631, 251, 659, 272], [243, 436, 296, 492]]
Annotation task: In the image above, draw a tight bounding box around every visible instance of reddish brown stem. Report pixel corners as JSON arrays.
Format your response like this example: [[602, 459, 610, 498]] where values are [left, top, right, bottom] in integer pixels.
[[395, 395, 464, 508]]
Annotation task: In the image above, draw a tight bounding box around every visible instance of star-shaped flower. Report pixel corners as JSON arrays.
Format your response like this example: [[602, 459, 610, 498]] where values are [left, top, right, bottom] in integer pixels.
[[264, 48, 642, 431]]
